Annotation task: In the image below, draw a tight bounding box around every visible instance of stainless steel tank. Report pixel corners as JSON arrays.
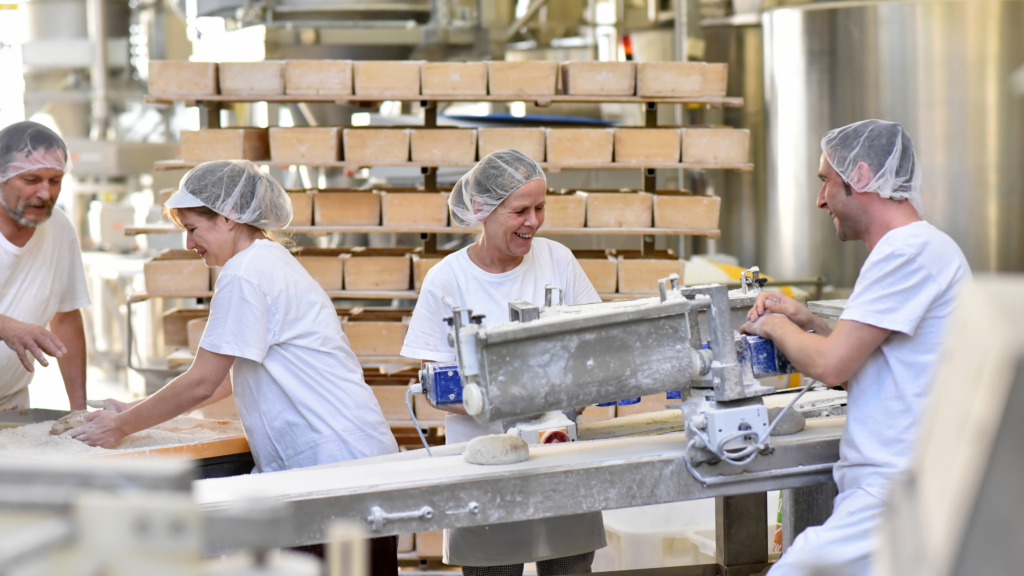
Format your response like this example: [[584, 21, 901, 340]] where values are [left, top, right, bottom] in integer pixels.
[[763, 0, 1024, 287]]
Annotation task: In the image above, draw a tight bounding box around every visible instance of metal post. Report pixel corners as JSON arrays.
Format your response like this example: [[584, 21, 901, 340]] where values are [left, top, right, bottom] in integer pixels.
[[422, 101, 437, 128], [200, 103, 222, 129], [782, 483, 837, 551], [86, 0, 108, 141], [716, 493, 770, 576]]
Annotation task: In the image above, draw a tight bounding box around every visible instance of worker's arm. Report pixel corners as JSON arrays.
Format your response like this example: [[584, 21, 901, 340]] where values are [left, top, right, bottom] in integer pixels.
[[92, 373, 232, 414], [740, 314, 890, 389], [0, 313, 66, 372], [746, 292, 833, 337], [48, 310, 87, 411], [419, 359, 467, 416], [70, 348, 233, 448]]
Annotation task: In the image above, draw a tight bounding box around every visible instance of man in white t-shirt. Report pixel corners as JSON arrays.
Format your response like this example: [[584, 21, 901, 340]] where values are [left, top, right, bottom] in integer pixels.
[[0, 121, 89, 411], [742, 120, 971, 576]]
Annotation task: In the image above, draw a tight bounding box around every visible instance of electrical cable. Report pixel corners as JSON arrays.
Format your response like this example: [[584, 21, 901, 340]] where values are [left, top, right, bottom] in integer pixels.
[[406, 387, 433, 457], [684, 382, 819, 478]]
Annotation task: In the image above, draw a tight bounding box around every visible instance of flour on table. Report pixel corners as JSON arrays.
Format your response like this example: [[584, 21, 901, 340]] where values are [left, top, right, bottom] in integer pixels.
[[0, 416, 244, 458]]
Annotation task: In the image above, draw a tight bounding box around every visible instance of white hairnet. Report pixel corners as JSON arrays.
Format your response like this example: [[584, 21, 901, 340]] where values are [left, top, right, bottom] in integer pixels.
[[448, 149, 545, 227], [168, 160, 292, 230], [0, 121, 72, 184], [821, 119, 922, 214]]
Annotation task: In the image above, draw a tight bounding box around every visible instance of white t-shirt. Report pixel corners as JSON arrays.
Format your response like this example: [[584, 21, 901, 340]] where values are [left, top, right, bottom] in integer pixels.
[[0, 207, 91, 403], [402, 237, 600, 365], [200, 239, 398, 473], [401, 238, 606, 566], [834, 221, 971, 499]]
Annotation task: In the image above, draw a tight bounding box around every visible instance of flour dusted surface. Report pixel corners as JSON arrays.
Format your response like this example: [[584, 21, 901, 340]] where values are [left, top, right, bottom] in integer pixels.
[[0, 416, 244, 458]]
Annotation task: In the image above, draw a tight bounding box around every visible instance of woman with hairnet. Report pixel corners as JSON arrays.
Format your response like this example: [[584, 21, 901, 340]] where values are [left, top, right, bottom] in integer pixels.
[[401, 150, 606, 576], [70, 160, 401, 570]]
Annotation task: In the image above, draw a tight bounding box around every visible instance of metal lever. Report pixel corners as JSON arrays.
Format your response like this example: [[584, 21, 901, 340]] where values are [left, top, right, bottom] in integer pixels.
[[658, 273, 681, 302], [366, 505, 434, 532]]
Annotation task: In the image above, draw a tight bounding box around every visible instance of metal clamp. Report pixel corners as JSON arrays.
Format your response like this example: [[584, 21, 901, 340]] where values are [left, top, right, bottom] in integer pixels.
[[366, 505, 434, 532], [740, 267, 768, 294]]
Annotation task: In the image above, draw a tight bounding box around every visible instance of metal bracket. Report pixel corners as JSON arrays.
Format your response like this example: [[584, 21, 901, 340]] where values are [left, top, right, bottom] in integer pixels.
[[543, 285, 564, 308], [509, 300, 541, 323], [740, 267, 768, 295], [444, 502, 481, 516]]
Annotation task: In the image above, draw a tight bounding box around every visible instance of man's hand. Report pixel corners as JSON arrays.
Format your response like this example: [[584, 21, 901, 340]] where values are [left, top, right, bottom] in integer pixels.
[[0, 315, 66, 372], [747, 292, 828, 335], [740, 312, 790, 339], [69, 411, 128, 448]]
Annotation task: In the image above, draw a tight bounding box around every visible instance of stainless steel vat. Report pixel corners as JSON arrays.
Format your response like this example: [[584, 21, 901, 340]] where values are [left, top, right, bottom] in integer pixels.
[[763, 0, 1024, 286]]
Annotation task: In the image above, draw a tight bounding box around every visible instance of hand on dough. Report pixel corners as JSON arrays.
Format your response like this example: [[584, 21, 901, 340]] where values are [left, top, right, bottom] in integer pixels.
[[68, 411, 127, 448]]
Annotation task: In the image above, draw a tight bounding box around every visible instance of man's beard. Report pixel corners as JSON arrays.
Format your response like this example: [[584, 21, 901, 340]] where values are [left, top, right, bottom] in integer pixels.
[[0, 193, 54, 227]]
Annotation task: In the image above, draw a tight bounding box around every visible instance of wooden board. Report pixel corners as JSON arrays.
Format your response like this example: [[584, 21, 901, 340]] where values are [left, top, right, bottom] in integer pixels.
[[88, 435, 250, 460]]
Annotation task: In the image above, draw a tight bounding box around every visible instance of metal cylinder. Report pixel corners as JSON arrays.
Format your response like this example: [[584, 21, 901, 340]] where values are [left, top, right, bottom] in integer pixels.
[[763, 0, 1024, 287]]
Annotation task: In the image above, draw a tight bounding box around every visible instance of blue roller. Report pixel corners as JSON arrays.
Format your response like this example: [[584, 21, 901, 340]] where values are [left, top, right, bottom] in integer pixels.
[[737, 334, 797, 379]]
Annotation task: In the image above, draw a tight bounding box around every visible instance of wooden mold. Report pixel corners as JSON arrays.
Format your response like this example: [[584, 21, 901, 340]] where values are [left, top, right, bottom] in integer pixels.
[[343, 247, 415, 291], [614, 128, 681, 164], [636, 62, 706, 98], [178, 128, 270, 162], [379, 190, 449, 228], [144, 250, 209, 294], [421, 62, 488, 96], [410, 129, 477, 163], [652, 192, 721, 230], [477, 127, 546, 162], [148, 61, 218, 97], [560, 61, 636, 96], [487, 61, 558, 97], [617, 250, 685, 295], [574, 250, 618, 294], [546, 128, 614, 165], [292, 247, 348, 292], [582, 190, 654, 228], [681, 128, 750, 164], [269, 127, 341, 163], [353, 61, 422, 98], [284, 60, 353, 96], [342, 128, 410, 164], [287, 191, 313, 226], [218, 61, 285, 96], [543, 191, 586, 228], [313, 189, 381, 226]]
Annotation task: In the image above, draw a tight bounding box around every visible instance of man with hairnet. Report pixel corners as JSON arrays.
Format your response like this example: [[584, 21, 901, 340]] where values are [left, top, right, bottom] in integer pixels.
[[0, 121, 89, 411], [742, 120, 971, 575]]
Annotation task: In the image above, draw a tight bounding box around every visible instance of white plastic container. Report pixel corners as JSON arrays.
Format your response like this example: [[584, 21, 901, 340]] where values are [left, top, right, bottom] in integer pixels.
[[593, 493, 782, 571]]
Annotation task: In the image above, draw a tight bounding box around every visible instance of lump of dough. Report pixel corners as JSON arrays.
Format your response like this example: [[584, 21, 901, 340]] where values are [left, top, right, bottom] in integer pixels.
[[464, 434, 530, 465], [767, 407, 806, 436], [50, 411, 90, 436]]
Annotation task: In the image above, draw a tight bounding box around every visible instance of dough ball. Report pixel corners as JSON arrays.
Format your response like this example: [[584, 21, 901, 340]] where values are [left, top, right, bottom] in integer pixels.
[[768, 407, 806, 436], [50, 410, 91, 436], [464, 434, 530, 465]]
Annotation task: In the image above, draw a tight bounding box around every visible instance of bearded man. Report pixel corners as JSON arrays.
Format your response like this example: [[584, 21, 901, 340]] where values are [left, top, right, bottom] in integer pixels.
[[0, 121, 89, 411]]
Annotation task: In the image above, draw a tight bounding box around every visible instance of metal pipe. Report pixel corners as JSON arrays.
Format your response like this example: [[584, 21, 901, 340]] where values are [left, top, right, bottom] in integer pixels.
[[86, 0, 108, 141], [504, 0, 552, 42]]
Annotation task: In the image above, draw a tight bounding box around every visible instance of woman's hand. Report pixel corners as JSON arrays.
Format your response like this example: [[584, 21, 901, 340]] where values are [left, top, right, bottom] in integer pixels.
[[87, 398, 133, 413], [69, 411, 128, 448]]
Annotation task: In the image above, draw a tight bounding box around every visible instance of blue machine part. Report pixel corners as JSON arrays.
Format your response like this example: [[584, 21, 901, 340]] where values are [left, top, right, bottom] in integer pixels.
[[421, 362, 464, 406], [737, 334, 797, 378], [617, 397, 641, 406], [666, 390, 683, 400]]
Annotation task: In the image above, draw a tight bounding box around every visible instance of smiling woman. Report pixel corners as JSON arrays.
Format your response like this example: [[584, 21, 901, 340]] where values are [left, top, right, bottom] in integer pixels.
[[400, 150, 607, 575]]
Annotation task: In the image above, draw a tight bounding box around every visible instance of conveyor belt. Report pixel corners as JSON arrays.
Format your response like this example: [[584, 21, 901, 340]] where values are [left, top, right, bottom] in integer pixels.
[[197, 417, 844, 552]]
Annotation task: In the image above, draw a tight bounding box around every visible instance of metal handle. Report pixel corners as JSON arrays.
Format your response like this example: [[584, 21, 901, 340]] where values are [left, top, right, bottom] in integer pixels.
[[544, 285, 564, 307], [658, 273, 681, 302], [366, 505, 434, 532]]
